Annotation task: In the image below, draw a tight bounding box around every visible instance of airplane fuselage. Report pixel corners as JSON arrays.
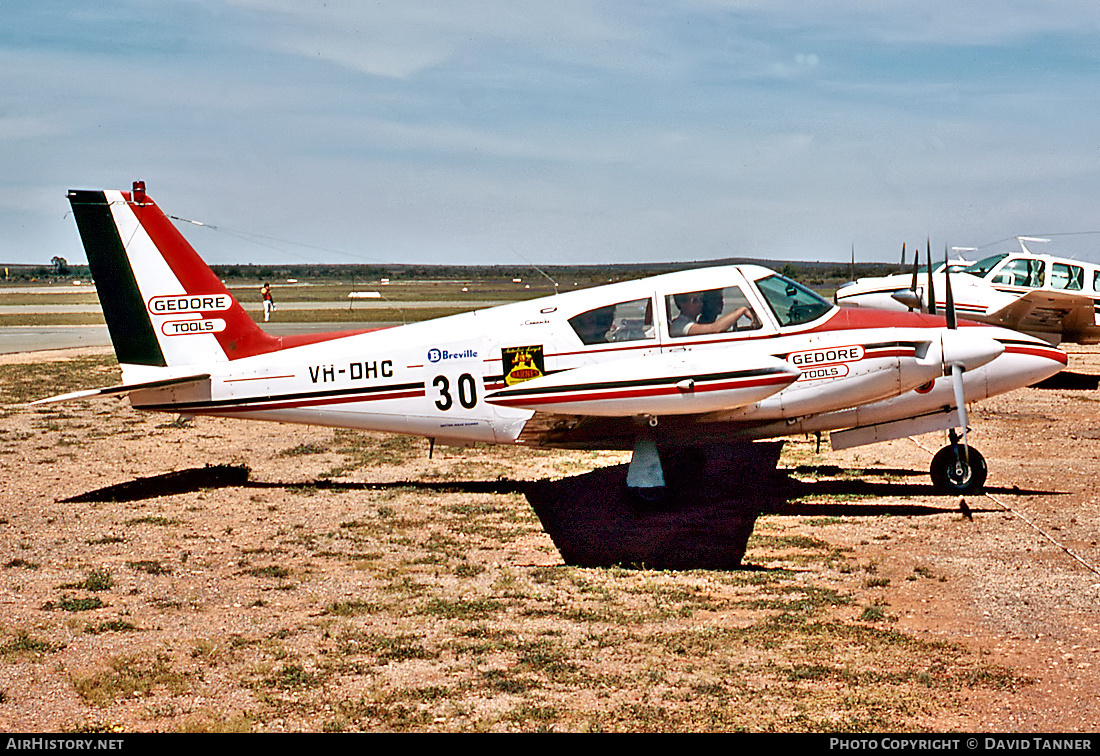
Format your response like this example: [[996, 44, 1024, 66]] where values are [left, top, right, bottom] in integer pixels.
[[51, 185, 1066, 496]]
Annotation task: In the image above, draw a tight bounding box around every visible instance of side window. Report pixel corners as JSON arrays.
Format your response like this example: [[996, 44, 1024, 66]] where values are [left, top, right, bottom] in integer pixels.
[[666, 286, 761, 338], [992, 259, 1044, 287], [568, 297, 654, 345], [1094, 270, 1100, 292], [1051, 262, 1083, 291]]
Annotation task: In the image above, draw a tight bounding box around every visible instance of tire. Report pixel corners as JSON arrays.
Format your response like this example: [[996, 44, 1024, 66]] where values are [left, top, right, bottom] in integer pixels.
[[930, 445, 987, 494]]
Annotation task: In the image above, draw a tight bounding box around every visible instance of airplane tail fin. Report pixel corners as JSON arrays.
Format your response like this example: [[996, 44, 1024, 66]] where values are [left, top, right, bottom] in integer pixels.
[[68, 182, 284, 373]]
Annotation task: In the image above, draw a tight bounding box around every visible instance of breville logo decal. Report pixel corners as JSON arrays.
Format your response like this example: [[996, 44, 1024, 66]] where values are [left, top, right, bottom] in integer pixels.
[[428, 348, 478, 363]]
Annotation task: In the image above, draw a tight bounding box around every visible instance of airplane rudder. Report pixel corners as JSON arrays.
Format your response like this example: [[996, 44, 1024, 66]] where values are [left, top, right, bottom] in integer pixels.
[[68, 188, 166, 367]]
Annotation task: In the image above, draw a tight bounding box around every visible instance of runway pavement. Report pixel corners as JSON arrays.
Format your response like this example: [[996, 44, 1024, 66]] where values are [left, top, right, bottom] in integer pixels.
[[0, 323, 395, 355]]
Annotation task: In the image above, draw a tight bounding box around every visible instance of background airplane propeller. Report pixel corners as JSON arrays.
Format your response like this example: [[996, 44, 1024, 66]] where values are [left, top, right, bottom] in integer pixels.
[[925, 239, 937, 316], [909, 246, 920, 311], [889, 244, 923, 311]]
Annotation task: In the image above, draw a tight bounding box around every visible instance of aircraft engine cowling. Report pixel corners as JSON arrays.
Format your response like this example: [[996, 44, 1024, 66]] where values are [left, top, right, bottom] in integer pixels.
[[939, 328, 1004, 372], [484, 351, 800, 417]]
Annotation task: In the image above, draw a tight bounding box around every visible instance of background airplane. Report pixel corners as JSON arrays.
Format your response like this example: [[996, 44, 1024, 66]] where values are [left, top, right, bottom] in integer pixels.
[[38, 183, 1066, 500], [837, 238, 1100, 345]]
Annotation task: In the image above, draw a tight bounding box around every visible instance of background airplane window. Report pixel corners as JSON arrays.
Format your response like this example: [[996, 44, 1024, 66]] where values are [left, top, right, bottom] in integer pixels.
[[962, 254, 1008, 278], [754, 275, 832, 327], [666, 286, 761, 337], [1051, 262, 1083, 290], [992, 259, 1044, 288], [568, 297, 654, 345]]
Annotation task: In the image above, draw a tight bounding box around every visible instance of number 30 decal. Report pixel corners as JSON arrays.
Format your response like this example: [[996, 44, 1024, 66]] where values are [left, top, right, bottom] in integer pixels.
[[433, 374, 477, 410]]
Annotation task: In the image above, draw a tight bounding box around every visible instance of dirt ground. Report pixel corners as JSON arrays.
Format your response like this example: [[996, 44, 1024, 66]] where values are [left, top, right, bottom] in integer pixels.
[[1, 345, 1099, 732]]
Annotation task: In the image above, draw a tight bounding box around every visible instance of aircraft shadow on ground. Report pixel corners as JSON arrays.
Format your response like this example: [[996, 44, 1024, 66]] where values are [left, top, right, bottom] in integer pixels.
[[61, 463, 1061, 506], [62, 464, 528, 503], [63, 461, 1062, 570], [1033, 370, 1100, 390]]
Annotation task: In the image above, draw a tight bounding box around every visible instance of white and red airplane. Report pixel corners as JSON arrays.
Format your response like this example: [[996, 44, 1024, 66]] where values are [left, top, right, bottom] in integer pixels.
[[836, 238, 1100, 345], [38, 182, 1067, 495]]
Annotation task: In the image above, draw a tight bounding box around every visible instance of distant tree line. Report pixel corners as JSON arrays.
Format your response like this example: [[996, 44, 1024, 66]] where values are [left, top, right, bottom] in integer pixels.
[[206, 259, 901, 286], [0, 261, 91, 281], [0, 258, 900, 286]]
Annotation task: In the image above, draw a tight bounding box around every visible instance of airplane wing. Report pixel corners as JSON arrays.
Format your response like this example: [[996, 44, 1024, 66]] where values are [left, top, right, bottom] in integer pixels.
[[485, 351, 799, 417], [985, 290, 1099, 342], [29, 373, 212, 406]]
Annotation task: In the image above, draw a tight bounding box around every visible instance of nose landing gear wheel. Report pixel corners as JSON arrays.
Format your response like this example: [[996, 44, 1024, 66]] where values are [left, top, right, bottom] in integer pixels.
[[930, 445, 987, 494]]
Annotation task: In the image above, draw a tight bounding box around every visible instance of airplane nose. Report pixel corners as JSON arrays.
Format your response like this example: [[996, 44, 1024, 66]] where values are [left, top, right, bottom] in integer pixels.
[[940, 329, 1004, 372], [890, 289, 921, 309]]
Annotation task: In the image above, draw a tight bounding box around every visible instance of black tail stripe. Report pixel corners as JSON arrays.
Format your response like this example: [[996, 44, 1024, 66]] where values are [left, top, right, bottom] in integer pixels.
[[68, 190, 166, 367]]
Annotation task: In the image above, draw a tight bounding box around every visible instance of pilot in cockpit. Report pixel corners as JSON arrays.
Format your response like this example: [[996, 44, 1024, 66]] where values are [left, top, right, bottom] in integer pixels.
[[670, 290, 757, 336]]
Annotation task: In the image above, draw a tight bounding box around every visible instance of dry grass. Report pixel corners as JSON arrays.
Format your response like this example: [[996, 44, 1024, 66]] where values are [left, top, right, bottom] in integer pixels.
[[0, 353, 1043, 733]]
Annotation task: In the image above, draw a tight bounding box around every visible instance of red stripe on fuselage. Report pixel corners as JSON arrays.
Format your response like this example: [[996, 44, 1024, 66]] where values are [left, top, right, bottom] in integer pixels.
[[1002, 344, 1068, 365], [862, 348, 916, 359], [155, 388, 428, 415]]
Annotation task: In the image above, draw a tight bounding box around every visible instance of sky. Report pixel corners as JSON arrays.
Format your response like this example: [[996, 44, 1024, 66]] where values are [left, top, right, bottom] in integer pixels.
[[4, 1, 1100, 268]]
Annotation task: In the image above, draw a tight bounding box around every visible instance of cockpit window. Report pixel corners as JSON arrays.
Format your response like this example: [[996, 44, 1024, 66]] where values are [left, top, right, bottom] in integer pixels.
[[568, 297, 654, 345], [754, 275, 832, 327], [963, 253, 1008, 278], [665, 286, 761, 337], [991, 258, 1045, 288]]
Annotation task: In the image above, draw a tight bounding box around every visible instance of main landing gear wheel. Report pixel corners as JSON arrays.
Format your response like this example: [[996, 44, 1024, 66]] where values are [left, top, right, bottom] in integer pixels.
[[929, 444, 987, 494]]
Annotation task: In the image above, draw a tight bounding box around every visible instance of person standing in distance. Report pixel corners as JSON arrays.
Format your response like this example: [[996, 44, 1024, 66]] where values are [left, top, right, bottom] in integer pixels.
[[261, 282, 275, 322]]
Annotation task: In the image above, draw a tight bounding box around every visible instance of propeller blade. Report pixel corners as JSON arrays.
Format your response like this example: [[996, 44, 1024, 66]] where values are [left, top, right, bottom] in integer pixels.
[[850, 244, 855, 282], [899, 242, 906, 273], [909, 246, 920, 312], [944, 246, 957, 330], [925, 239, 936, 316]]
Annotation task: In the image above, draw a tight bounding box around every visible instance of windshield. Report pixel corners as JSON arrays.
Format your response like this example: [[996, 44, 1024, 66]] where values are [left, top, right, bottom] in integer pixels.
[[754, 274, 833, 327], [962, 253, 1008, 278]]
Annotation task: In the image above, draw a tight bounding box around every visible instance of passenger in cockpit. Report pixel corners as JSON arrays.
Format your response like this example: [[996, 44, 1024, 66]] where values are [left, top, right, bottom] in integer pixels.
[[570, 305, 616, 344]]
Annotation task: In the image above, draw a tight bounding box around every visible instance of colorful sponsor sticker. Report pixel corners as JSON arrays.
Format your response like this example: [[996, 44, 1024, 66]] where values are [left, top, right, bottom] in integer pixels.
[[502, 345, 545, 386]]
